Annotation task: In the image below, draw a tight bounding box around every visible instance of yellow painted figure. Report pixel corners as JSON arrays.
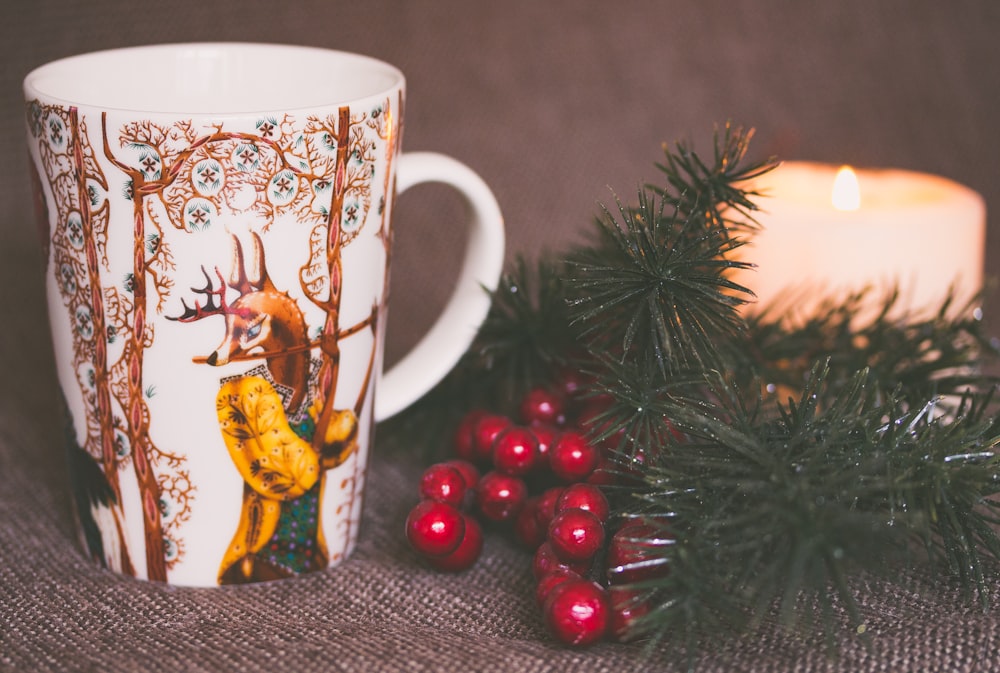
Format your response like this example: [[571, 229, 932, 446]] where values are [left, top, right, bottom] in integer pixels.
[[215, 376, 358, 583]]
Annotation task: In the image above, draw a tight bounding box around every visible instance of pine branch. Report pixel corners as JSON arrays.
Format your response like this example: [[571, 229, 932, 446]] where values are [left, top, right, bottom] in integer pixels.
[[879, 391, 1000, 606], [575, 351, 706, 460], [614, 366, 899, 641], [653, 123, 776, 234], [613, 364, 1000, 648], [566, 187, 754, 378], [744, 288, 1000, 410], [378, 124, 1000, 656], [470, 255, 580, 402]]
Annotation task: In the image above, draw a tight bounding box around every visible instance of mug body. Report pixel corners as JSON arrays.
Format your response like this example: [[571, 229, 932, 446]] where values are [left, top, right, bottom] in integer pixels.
[[25, 43, 404, 586]]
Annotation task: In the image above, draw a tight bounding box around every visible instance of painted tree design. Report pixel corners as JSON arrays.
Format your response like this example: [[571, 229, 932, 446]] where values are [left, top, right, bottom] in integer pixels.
[[105, 99, 395, 567], [27, 102, 194, 580], [328, 94, 402, 557], [28, 90, 395, 581]]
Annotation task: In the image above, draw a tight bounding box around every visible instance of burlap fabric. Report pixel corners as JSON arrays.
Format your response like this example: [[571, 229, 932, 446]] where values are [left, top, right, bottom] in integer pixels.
[[3, 2, 999, 670]]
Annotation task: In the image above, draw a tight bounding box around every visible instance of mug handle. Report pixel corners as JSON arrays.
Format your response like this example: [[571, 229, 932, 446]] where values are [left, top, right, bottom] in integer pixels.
[[373, 152, 505, 422]]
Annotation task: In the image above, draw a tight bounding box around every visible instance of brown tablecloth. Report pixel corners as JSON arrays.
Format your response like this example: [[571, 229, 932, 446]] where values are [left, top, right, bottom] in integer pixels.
[[3, 1, 1000, 670]]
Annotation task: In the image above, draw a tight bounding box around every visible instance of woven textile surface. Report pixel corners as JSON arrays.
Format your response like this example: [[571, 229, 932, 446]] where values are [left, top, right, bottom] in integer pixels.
[[2, 2, 1000, 670]]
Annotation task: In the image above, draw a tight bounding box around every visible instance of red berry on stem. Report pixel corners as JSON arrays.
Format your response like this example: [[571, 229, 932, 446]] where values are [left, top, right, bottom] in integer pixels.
[[473, 414, 513, 462], [555, 483, 610, 523], [534, 486, 564, 532], [585, 454, 619, 486], [519, 387, 566, 426], [529, 422, 559, 467], [442, 459, 481, 490], [475, 470, 528, 522], [544, 579, 610, 647], [549, 431, 601, 483], [606, 522, 671, 584], [535, 567, 582, 606], [419, 463, 467, 507], [427, 514, 483, 572], [453, 409, 487, 461], [548, 508, 605, 563], [492, 426, 539, 476], [514, 496, 546, 549], [575, 397, 625, 452], [608, 586, 650, 642], [533, 541, 591, 579], [405, 500, 466, 557], [555, 366, 591, 400]]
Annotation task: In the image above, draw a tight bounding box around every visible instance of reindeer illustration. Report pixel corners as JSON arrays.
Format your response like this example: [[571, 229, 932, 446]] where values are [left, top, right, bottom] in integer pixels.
[[170, 232, 359, 584]]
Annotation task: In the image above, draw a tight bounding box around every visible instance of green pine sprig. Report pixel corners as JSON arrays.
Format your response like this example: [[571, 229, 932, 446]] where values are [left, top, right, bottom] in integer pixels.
[[611, 364, 904, 653], [380, 123, 1000, 656], [879, 390, 1000, 607], [653, 123, 774, 234], [469, 255, 579, 401], [611, 363, 1000, 653], [744, 288, 1000, 411], [565, 184, 756, 378]]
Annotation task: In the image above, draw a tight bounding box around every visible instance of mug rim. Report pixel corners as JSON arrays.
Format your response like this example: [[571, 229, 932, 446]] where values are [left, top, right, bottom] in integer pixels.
[[23, 42, 405, 115]]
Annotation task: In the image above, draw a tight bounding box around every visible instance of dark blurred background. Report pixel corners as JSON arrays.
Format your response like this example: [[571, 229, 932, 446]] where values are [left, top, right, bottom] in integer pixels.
[[4, 0, 999, 366]]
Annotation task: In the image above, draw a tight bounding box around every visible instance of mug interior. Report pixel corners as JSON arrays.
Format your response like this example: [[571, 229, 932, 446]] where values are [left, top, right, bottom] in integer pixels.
[[24, 43, 403, 114]]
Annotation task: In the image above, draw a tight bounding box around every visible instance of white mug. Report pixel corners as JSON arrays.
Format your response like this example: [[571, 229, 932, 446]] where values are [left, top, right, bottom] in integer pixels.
[[24, 43, 504, 586]]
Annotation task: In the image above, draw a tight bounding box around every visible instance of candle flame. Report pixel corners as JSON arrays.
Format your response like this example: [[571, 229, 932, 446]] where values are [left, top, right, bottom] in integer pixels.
[[832, 165, 861, 211]]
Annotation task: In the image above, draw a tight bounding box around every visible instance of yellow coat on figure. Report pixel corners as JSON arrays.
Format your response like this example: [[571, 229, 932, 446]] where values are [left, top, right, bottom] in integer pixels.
[[215, 375, 358, 584]]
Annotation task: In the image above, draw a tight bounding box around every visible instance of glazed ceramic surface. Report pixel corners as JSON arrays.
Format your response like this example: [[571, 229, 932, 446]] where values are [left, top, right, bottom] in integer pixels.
[[24, 44, 504, 586]]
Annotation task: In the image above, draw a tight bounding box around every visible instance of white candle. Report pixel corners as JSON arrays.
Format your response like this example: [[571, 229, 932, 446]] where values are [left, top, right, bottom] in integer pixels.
[[732, 161, 987, 321]]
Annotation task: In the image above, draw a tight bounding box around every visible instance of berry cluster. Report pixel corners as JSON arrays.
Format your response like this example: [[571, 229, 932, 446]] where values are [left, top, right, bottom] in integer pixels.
[[405, 459, 484, 572], [404, 380, 670, 647]]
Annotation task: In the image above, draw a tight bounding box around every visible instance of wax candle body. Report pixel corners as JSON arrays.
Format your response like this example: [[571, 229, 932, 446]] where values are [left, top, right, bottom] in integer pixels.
[[732, 162, 987, 320]]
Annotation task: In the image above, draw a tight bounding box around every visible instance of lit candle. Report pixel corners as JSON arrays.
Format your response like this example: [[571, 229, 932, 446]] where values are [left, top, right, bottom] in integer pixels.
[[732, 161, 987, 321]]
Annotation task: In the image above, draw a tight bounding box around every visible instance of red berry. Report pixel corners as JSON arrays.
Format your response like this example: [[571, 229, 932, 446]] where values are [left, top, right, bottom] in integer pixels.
[[475, 470, 528, 522], [580, 421, 626, 453], [453, 409, 487, 461], [544, 579, 610, 647], [419, 463, 467, 507], [473, 414, 513, 462], [585, 454, 619, 486], [575, 397, 625, 452], [519, 387, 566, 426], [549, 431, 601, 482], [548, 508, 605, 563], [491, 426, 539, 476], [405, 500, 465, 557], [529, 422, 559, 467], [514, 496, 546, 549], [533, 541, 592, 579], [606, 522, 671, 584], [427, 514, 483, 572], [534, 486, 564, 532], [442, 459, 480, 489], [555, 366, 591, 400], [608, 586, 650, 641], [555, 483, 610, 523], [535, 567, 581, 606]]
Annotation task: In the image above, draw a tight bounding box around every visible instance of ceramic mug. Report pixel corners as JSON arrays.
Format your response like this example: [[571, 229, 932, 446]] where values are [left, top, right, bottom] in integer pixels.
[[24, 43, 504, 586]]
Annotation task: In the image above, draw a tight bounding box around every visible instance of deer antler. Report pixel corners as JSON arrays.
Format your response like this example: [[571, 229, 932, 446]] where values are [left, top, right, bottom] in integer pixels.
[[230, 232, 275, 295], [229, 235, 253, 296], [167, 267, 231, 322]]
